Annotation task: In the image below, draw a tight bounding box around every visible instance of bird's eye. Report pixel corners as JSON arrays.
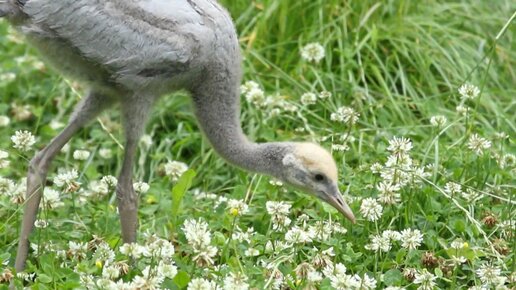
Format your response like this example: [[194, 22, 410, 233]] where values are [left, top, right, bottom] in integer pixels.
[[314, 174, 325, 182]]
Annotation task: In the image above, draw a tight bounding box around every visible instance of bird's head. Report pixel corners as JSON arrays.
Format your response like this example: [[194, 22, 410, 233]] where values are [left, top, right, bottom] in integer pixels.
[[278, 143, 355, 223]]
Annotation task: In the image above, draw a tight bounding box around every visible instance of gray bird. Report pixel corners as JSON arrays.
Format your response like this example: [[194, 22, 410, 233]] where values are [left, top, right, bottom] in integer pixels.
[[1, 0, 355, 272]]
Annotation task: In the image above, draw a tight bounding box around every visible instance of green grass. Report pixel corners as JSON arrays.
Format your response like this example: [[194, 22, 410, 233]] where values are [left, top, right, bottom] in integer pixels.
[[0, 0, 515, 289]]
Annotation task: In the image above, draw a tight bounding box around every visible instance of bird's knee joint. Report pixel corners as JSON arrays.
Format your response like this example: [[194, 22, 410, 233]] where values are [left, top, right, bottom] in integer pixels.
[[28, 152, 49, 176]]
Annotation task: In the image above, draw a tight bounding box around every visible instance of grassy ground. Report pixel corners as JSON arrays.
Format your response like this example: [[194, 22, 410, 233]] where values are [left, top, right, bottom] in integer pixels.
[[0, 0, 515, 289]]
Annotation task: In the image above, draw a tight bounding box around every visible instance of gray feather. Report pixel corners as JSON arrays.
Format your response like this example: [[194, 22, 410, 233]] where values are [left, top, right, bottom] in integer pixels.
[[19, 0, 228, 91]]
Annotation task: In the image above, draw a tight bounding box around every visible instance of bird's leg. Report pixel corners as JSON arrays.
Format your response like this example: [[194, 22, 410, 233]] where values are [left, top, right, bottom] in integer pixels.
[[117, 139, 139, 243], [14, 91, 115, 272], [117, 96, 153, 244]]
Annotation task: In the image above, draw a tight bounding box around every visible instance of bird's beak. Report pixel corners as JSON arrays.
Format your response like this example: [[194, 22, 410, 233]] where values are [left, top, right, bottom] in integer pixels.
[[322, 184, 356, 223]]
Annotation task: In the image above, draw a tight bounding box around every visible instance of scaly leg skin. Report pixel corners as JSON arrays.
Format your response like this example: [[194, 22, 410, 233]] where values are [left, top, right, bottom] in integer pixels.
[[117, 95, 154, 244], [14, 91, 115, 273], [117, 140, 139, 244]]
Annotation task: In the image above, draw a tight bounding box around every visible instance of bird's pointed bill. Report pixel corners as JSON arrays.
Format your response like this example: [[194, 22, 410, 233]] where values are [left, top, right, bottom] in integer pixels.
[[325, 185, 356, 223]]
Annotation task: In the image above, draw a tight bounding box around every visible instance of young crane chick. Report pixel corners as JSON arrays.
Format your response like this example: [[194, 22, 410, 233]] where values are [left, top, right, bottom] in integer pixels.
[[1, 0, 355, 272]]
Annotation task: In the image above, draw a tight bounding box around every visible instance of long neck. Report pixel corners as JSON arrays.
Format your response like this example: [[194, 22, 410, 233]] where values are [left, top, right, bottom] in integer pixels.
[[190, 68, 288, 177]]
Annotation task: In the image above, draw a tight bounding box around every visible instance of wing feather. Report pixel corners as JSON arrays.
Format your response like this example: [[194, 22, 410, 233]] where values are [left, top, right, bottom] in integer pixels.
[[21, 0, 202, 76]]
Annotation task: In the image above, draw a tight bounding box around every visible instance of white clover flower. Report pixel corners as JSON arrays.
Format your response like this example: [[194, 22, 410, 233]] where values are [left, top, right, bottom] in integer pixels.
[[493, 131, 509, 140], [400, 228, 423, 250], [41, 188, 64, 209], [332, 144, 350, 152], [86, 180, 109, 198], [140, 134, 153, 149], [462, 189, 483, 203], [79, 274, 96, 289], [34, 219, 48, 228], [365, 234, 391, 252], [370, 162, 383, 174], [450, 238, 466, 250], [11, 104, 32, 121], [360, 198, 383, 222], [73, 149, 90, 161], [0, 177, 15, 196], [476, 264, 504, 286], [326, 264, 360, 289], [285, 226, 312, 244], [120, 243, 144, 259], [332, 223, 348, 235], [244, 247, 259, 257], [307, 270, 323, 283], [102, 265, 120, 280], [223, 272, 249, 290], [300, 92, 317, 106], [451, 255, 467, 265], [240, 80, 261, 95], [498, 153, 515, 169], [279, 100, 298, 112], [99, 148, 113, 159], [0, 150, 10, 169], [53, 169, 80, 192], [164, 160, 189, 181], [157, 261, 178, 279], [456, 105, 470, 116], [96, 278, 116, 289], [300, 43, 325, 63], [61, 143, 70, 153], [101, 175, 118, 187], [49, 120, 64, 130], [322, 247, 336, 257], [133, 181, 150, 194], [430, 115, 447, 128], [414, 269, 437, 290], [319, 91, 332, 99], [232, 226, 255, 243], [265, 241, 291, 253], [271, 214, 292, 232], [32, 60, 45, 70], [444, 182, 462, 196], [330, 106, 359, 125], [68, 241, 88, 260], [227, 199, 249, 216], [458, 83, 480, 100], [0, 115, 10, 127], [387, 136, 413, 156], [268, 108, 281, 118], [468, 134, 491, 156], [144, 236, 176, 260], [131, 269, 164, 290], [355, 273, 377, 290], [266, 201, 291, 216], [11, 130, 36, 151], [308, 221, 334, 241], [376, 181, 401, 205], [295, 262, 314, 279], [269, 179, 284, 186], [245, 87, 267, 107], [188, 277, 218, 290], [0, 72, 16, 82], [182, 219, 218, 266], [93, 242, 115, 264], [382, 230, 402, 241]]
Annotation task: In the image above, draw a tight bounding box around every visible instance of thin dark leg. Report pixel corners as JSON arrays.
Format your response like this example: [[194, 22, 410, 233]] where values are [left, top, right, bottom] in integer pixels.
[[117, 95, 154, 243], [14, 91, 115, 272]]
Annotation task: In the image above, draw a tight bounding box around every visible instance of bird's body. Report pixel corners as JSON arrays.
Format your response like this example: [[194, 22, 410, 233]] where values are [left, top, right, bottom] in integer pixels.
[[15, 0, 237, 95], [1, 0, 355, 274]]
